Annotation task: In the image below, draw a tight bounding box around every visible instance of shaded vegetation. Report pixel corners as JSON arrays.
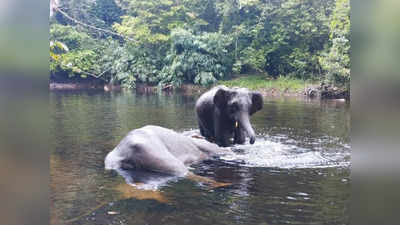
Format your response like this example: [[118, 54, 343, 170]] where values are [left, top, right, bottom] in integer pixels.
[[50, 0, 350, 93]]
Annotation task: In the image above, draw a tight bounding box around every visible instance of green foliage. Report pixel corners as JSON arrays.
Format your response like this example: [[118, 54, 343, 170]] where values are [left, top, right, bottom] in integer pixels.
[[257, 0, 334, 78], [55, 0, 122, 36], [50, 0, 350, 91], [159, 29, 232, 86], [329, 0, 350, 40], [89, 0, 123, 28], [60, 50, 101, 77], [284, 48, 320, 80], [183, 0, 220, 32], [50, 24, 95, 50], [50, 24, 100, 78], [240, 46, 267, 72], [113, 16, 170, 45], [50, 41, 69, 53], [84, 39, 162, 87], [113, 0, 207, 46], [50, 41, 69, 72], [319, 0, 350, 89], [96, 40, 137, 87]]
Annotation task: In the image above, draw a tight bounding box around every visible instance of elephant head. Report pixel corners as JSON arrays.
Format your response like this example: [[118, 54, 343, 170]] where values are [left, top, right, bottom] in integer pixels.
[[213, 87, 263, 144]]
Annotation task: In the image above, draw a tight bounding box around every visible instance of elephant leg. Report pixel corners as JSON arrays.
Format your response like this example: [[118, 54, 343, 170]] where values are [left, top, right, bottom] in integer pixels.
[[234, 127, 246, 144], [214, 122, 230, 147], [199, 121, 207, 137], [199, 119, 215, 141]]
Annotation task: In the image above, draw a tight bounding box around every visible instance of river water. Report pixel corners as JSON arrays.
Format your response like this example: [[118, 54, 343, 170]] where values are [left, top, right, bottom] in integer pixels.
[[50, 91, 350, 225]]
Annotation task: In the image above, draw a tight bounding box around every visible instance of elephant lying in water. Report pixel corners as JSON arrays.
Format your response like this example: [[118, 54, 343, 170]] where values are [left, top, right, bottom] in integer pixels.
[[105, 125, 224, 177]]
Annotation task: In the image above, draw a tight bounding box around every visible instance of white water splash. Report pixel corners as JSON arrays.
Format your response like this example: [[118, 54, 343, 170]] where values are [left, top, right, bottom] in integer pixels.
[[116, 133, 350, 190], [220, 138, 349, 169], [182, 129, 350, 169]]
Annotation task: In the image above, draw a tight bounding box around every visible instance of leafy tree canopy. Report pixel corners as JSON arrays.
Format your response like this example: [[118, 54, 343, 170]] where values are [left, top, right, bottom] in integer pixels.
[[50, 0, 350, 91]]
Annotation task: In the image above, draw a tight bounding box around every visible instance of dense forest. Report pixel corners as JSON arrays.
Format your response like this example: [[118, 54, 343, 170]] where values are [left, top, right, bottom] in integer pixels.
[[50, 0, 350, 92]]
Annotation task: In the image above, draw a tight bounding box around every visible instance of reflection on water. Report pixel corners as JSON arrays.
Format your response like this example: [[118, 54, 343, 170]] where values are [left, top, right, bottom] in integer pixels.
[[114, 168, 180, 190], [50, 91, 350, 225]]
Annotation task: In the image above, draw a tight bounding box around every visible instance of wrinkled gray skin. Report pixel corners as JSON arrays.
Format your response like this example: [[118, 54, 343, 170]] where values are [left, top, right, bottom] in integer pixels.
[[105, 125, 223, 176], [195, 85, 263, 147]]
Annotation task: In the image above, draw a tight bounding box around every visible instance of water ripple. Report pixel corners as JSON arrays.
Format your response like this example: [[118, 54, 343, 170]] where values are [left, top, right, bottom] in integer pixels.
[[219, 137, 350, 169]]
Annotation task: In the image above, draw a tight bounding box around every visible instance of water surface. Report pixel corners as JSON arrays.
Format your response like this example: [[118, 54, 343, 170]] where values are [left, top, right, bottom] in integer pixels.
[[50, 91, 350, 225]]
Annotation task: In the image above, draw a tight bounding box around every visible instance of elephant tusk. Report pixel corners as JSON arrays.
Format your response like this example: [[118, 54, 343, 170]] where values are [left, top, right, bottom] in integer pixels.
[[235, 121, 238, 128]]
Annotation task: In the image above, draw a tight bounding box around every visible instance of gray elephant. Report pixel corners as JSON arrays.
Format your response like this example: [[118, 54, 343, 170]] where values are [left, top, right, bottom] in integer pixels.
[[195, 85, 263, 147], [105, 125, 223, 176]]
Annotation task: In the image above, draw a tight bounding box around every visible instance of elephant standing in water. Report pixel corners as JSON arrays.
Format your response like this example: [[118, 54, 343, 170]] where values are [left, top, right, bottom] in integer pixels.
[[105, 125, 224, 177], [195, 85, 263, 147]]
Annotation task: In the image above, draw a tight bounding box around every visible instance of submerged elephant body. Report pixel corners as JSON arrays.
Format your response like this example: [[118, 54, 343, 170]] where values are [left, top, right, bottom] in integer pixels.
[[195, 85, 263, 147], [105, 125, 223, 176]]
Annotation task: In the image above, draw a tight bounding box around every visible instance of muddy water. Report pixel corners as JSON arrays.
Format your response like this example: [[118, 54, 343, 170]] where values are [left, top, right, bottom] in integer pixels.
[[50, 91, 350, 225]]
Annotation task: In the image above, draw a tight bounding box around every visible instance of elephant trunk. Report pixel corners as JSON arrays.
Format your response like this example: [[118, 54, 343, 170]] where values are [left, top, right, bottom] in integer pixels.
[[238, 113, 256, 144]]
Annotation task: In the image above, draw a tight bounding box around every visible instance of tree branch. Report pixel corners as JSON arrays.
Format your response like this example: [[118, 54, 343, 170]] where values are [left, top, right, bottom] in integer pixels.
[[75, 67, 112, 81], [54, 7, 134, 41]]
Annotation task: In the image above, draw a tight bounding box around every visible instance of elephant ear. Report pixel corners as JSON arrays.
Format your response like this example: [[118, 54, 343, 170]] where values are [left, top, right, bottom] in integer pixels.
[[250, 92, 263, 115], [214, 88, 230, 109]]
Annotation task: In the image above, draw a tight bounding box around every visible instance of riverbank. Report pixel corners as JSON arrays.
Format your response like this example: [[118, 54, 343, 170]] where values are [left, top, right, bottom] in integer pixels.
[[218, 75, 349, 99], [49, 75, 348, 99], [50, 75, 312, 94], [217, 75, 317, 97]]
